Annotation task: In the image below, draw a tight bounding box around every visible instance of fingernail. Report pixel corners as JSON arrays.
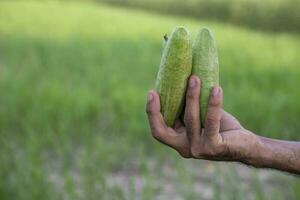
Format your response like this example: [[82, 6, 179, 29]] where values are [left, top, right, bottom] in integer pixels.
[[189, 78, 196, 88], [212, 87, 220, 97], [147, 92, 153, 102]]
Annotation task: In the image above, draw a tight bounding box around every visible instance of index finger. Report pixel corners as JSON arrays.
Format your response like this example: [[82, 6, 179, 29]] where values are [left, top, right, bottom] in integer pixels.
[[146, 90, 168, 136], [145, 90, 188, 151]]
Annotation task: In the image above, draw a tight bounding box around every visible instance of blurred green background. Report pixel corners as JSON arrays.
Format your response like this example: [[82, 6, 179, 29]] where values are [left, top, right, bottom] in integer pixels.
[[0, 0, 300, 199]]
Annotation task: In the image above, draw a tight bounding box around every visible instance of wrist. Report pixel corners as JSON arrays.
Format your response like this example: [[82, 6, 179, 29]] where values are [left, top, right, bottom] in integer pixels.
[[225, 129, 262, 165], [242, 134, 271, 167]]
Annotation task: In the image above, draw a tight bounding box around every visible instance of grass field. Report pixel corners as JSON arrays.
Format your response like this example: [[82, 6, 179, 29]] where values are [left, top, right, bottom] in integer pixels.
[[0, 1, 300, 199], [98, 0, 300, 33]]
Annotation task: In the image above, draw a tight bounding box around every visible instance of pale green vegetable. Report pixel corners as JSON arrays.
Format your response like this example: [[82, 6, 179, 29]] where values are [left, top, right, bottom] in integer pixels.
[[192, 27, 219, 126], [155, 27, 192, 126]]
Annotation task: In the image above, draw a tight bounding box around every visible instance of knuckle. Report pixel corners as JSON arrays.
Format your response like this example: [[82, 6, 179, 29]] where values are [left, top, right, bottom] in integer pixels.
[[190, 146, 202, 158], [201, 146, 217, 157], [145, 106, 153, 115], [178, 149, 192, 158], [184, 114, 196, 126], [205, 125, 218, 134], [151, 127, 167, 141], [206, 115, 219, 125], [152, 130, 162, 141], [202, 142, 225, 157], [209, 98, 221, 107], [186, 89, 198, 101]]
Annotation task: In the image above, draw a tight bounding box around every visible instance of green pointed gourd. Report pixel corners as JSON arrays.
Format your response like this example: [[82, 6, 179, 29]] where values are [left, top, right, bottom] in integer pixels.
[[155, 27, 192, 127], [192, 27, 219, 126]]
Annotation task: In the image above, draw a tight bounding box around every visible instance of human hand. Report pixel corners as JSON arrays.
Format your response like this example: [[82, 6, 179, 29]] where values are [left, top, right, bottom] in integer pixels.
[[146, 75, 260, 163]]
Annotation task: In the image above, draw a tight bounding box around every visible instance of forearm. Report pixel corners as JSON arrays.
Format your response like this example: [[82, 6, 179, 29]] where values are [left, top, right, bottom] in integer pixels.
[[246, 135, 300, 175]]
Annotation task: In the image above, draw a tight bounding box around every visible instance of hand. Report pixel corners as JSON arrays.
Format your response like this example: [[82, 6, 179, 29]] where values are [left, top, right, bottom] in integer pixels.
[[146, 75, 260, 163]]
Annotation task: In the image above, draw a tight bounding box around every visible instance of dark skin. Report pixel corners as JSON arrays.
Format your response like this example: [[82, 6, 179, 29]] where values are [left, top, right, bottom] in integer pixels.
[[146, 75, 300, 175]]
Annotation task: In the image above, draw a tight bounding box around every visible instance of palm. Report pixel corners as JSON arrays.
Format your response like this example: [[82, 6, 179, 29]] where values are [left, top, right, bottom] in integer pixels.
[[219, 110, 242, 132], [170, 110, 243, 159]]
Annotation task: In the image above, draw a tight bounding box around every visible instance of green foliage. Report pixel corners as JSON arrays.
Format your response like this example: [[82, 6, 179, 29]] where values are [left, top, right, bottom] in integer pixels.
[[4, 0, 300, 32], [0, 1, 299, 199], [96, 0, 300, 33]]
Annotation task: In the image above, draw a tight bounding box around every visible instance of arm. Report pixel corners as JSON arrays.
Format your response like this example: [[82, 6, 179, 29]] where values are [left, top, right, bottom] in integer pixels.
[[248, 136, 300, 174], [146, 75, 300, 175]]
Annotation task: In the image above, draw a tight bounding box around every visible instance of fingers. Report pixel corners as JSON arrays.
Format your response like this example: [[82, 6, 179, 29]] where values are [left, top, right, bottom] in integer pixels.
[[204, 86, 223, 138], [146, 90, 188, 154], [146, 90, 168, 136], [184, 75, 201, 143]]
